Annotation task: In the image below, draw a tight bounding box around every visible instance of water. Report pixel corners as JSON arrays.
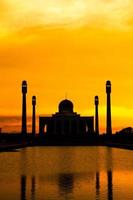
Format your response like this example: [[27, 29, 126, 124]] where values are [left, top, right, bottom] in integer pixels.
[[0, 146, 133, 200]]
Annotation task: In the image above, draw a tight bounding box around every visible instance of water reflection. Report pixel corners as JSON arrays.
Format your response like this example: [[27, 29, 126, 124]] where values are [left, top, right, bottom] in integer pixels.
[[96, 172, 100, 200], [107, 171, 113, 200], [106, 148, 113, 200], [21, 176, 26, 200], [31, 176, 36, 200], [21, 176, 36, 200], [20, 171, 113, 200], [2, 147, 130, 200], [58, 173, 74, 199]]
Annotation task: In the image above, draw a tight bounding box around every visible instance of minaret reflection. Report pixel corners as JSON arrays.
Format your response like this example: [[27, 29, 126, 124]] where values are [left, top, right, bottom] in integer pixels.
[[21, 176, 36, 200], [58, 173, 74, 198], [105, 148, 113, 200], [31, 176, 36, 200], [95, 171, 113, 200], [21, 175, 26, 200], [95, 147, 113, 200], [96, 172, 100, 200], [107, 171, 113, 200]]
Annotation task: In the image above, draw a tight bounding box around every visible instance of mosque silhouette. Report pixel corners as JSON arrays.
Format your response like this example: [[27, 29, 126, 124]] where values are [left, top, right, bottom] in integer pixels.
[[39, 99, 94, 137], [21, 80, 112, 143]]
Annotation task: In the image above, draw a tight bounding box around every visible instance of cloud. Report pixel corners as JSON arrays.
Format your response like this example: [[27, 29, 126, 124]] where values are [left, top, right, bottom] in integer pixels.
[[1, 0, 133, 39]]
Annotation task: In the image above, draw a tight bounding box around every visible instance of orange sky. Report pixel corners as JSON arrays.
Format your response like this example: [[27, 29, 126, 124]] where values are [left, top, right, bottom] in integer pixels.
[[1, 0, 133, 133]]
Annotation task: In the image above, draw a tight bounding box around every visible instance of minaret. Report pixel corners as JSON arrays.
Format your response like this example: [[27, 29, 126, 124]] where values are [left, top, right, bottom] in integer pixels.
[[22, 80, 27, 136], [106, 80, 112, 136], [95, 96, 99, 135], [32, 96, 36, 138]]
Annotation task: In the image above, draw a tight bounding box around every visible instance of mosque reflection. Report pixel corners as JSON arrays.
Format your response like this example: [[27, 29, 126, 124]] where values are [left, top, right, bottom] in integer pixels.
[[20, 171, 113, 200], [58, 173, 74, 199], [58, 173, 74, 194]]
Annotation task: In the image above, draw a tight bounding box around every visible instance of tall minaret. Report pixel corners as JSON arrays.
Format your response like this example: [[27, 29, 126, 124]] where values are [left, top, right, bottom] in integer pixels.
[[95, 96, 99, 135], [32, 96, 36, 137], [106, 80, 112, 136], [22, 80, 27, 136]]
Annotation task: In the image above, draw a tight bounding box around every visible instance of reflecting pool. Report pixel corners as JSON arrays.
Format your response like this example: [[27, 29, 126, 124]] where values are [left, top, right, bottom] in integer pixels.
[[0, 146, 133, 200]]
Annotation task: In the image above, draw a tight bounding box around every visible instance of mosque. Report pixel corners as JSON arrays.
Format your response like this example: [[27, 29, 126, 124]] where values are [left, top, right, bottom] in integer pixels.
[[21, 80, 112, 139], [39, 99, 94, 136]]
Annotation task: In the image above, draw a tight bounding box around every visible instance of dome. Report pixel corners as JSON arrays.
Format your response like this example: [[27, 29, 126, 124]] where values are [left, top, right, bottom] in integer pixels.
[[59, 99, 73, 113]]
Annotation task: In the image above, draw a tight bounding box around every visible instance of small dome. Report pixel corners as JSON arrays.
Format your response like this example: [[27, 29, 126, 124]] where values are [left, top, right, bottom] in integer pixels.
[[59, 99, 73, 113]]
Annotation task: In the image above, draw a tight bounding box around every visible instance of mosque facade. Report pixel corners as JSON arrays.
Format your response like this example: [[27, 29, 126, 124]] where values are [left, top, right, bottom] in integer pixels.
[[39, 99, 94, 136]]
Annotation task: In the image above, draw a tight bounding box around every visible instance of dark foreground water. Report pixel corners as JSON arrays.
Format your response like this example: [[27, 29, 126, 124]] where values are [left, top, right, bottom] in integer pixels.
[[0, 147, 133, 200]]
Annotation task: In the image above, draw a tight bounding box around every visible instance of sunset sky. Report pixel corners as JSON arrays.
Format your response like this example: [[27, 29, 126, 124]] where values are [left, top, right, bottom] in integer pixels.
[[1, 0, 133, 133]]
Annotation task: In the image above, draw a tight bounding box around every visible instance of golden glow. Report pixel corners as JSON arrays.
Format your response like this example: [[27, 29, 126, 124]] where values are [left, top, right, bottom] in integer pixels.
[[0, 0, 133, 133], [1, 0, 133, 36]]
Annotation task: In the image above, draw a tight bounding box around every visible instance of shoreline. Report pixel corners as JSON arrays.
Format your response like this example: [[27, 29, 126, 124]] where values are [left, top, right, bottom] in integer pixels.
[[1, 132, 133, 151], [0, 143, 28, 152], [105, 142, 133, 150], [0, 142, 133, 152]]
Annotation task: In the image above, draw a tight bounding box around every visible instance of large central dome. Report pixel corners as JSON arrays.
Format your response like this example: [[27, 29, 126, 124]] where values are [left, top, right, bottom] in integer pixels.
[[59, 99, 73, 113]]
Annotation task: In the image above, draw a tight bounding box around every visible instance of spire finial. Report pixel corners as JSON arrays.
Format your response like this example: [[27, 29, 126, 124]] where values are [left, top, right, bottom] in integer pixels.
[[65, 92, 68, 99]]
